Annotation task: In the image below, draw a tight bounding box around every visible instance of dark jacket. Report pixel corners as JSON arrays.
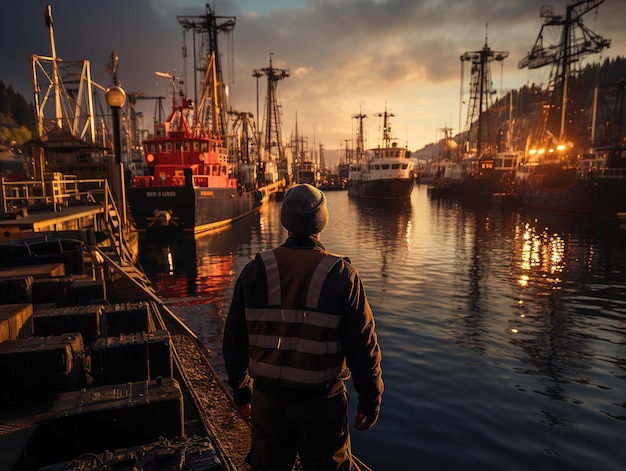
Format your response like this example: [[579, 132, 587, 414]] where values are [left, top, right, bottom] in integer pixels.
[[223, 234, 383, 418]]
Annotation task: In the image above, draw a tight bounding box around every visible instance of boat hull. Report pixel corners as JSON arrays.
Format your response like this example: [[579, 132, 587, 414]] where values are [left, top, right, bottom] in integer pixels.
[[127, 186, 266, 237], [428, 177, 503, 198], [514, 176, 626, 216], [348, 177, 415, 200]]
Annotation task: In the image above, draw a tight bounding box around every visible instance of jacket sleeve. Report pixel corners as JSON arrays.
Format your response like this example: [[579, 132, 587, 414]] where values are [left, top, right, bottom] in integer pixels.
[[222, 272, 252, 405], [340, 266, 384, 419]]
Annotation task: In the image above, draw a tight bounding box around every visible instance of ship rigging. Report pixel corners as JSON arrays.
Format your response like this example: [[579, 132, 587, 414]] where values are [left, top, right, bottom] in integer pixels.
[[253, 53, 290, 184], [460, 27, 509, 157], [518, 0, 610, 155]]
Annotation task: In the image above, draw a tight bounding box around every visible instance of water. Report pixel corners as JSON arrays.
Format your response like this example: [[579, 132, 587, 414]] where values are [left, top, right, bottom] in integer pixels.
[[138, 185, 626, 471]]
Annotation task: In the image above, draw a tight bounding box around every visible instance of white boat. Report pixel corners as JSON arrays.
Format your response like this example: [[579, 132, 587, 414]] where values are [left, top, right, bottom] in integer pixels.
[[348, 110, 415, 200]]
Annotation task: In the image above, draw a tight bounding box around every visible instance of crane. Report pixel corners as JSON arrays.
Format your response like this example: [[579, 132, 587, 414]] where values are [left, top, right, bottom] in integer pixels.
[[176, 4, 235, 140], [352, 111, 367, 162], [253, 52, 290, 181], [518, 1, 610, 146], [460, 28, 508, 156]]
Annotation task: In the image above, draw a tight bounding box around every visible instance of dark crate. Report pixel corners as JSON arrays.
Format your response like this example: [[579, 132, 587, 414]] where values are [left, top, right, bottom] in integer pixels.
[[32, 275, 90, 307], [0, 262, 65, 279], [31, 277, 72, 307], [33, 305, 103, 346], [66, 278, 106, 306], [0, 238, 84, 275], [0, 275, 33, 304], [0, 333, 85, 405], [38, 435, 222, 471], [0, 303, 33, 342], [90, 330, 173, 385], [0, 425, 38, 471], [37, 378, 184, 466], [103, 302, 155, 336]]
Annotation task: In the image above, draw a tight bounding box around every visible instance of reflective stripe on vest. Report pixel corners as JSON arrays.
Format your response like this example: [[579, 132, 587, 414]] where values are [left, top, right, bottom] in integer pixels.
[[307, 254, 343, 308], [259, 249, 341, 308], [259, 249, 281, 305], [248, 249, 344, 386]]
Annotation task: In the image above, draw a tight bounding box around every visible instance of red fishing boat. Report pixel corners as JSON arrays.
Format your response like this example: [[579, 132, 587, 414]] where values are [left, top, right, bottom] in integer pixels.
[[127, 6, 273, 238], [127, 68, 268, 237]]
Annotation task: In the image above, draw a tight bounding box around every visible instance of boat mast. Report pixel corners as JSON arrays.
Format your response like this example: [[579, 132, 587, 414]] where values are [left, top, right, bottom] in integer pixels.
[[31, 5, 98, 144], [375, 108, 394, 148], [518, 1, 610, 150], [253, 52, 290, 181], [460, 25, 508, 156], [177, 5, 235, 139], [352, 110, 367, 162], [438, 125, 454, 161]]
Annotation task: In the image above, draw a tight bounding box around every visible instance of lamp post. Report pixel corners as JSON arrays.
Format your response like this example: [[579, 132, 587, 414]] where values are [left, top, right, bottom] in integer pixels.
[[105, 85, 127, 227]]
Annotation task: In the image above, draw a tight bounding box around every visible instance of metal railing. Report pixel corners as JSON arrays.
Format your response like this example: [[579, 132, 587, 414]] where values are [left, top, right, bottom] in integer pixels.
[[1, 177, 131, 262], [0, 177, 111, 212]]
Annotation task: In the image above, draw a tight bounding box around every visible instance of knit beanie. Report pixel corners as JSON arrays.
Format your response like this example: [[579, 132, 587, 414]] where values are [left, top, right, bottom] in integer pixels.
[[280, 184, 329, 235]]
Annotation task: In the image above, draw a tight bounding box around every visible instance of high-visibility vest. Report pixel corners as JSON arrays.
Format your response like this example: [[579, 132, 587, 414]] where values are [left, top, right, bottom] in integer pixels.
[[245, 248, 344, 387]]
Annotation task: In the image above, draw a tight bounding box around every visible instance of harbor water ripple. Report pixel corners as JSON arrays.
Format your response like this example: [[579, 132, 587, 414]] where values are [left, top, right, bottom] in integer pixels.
[[139, 185, 626, 471]]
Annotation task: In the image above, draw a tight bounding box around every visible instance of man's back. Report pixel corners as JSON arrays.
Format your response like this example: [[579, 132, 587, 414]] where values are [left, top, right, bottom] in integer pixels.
[[223, 184, 383, 471]]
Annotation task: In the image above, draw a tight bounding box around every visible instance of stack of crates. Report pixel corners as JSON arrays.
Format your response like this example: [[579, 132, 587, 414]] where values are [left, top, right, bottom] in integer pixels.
[[90, 330, 173, 386], [0, 332, 86, 404], [0, 254, 187, 470], [36, 377, 185, 466]]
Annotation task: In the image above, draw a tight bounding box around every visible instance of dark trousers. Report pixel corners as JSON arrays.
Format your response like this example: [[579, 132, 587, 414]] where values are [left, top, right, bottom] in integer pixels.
[[247, 388, 353, 471]]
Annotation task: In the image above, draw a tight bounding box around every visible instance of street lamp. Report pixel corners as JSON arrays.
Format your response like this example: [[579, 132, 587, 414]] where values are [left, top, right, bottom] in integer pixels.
[[105, 86, 126, 163], [105, 85, 127, 226]]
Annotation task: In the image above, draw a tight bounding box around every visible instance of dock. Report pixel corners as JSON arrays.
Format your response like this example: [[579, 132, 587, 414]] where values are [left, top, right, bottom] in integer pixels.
[[0, 205, 105, 239], [0, 178, 253, 470], [0, 176, 134, 260]]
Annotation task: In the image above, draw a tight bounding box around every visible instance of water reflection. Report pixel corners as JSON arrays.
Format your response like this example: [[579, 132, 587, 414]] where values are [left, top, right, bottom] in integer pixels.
[[427, 196, 510, 355], [136, 189, 626, 469], [349, 197, 413, 278], [427, 195, 626, 414], [138, 212, 264, 298], [508, 209, 626, 416]]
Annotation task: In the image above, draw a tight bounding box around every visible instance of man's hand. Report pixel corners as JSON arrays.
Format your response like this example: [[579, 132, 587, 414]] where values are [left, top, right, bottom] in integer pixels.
[[353, 410, 378, 430], [237, 403, 251, 421]]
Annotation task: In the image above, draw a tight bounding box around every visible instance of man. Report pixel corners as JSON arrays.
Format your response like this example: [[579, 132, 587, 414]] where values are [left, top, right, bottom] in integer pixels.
[[223, 183, 383, 471]]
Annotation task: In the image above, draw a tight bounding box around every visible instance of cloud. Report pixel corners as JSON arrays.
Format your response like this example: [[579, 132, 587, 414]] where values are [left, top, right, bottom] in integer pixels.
[[1, 0, 623, 155]]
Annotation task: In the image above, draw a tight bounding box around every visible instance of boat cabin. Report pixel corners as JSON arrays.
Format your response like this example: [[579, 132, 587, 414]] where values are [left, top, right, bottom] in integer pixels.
[[131, 136, 235, 189]]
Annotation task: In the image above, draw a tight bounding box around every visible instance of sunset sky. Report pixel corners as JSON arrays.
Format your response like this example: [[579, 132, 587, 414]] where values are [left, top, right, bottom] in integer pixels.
[[2, 0, 625, 158]]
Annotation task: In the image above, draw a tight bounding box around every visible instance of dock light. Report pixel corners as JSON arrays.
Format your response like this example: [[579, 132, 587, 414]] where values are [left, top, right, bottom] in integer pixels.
[[105, 85, 126, 166], [557, 144, 566, 152], [105, 85, 127, 226], [105, 85, 126, 108]]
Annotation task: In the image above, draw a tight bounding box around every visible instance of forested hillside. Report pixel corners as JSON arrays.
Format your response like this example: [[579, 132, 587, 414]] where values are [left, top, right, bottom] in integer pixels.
[[0, 81, 35, 145], [415, 56, 626, 160]]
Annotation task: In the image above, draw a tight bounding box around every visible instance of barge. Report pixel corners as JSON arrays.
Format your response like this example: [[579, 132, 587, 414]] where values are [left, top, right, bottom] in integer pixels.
[[0, 202, 251, 470]]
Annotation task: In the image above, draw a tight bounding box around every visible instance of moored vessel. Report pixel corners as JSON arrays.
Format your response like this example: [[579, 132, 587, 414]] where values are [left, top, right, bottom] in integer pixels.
[[126, 71, 270, 237], [513, 1, 626, 215], [127, 6, 278, 238], [348, 110, 415, 200], [427, 34, 516, 198], [514, 142, 626, 215]]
